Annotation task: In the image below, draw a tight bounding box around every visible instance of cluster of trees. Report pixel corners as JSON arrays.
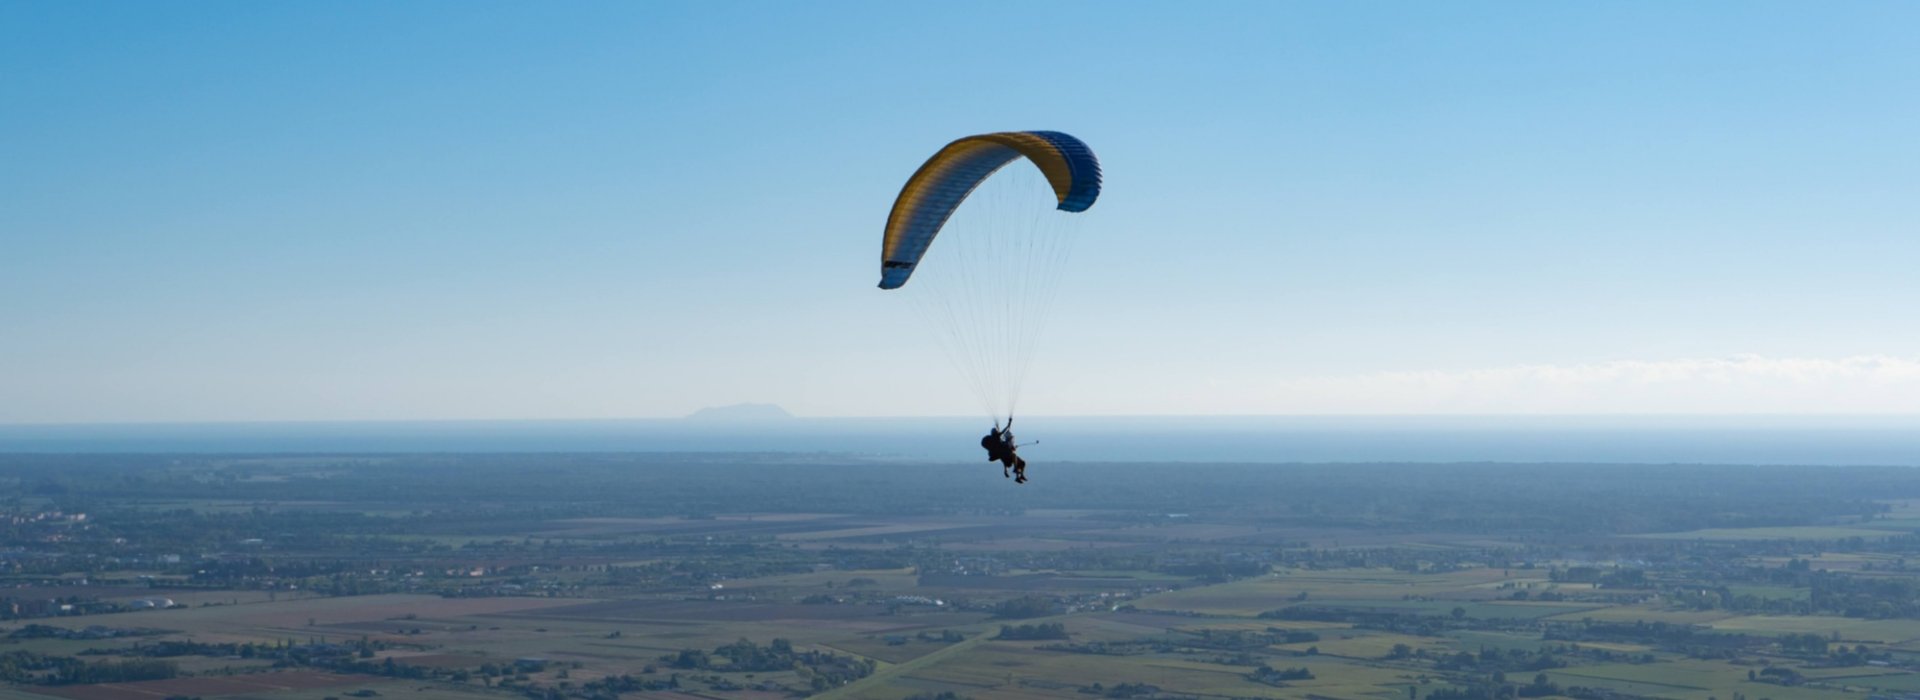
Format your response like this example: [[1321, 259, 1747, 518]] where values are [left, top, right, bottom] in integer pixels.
[[1077, 682, 1159, 698], [573, 673, 678, 698], [1275, 629, 1320, 643], [1776, 633, 1829, 655], [1245, 664, 1313, 685], [1433, 648, 1568, 674], [990, 596, 1055, 619], [50, 660, 179, 686], [0, 652, 177, 686], [1751, 666, 1805, 686], [1544, 620, 1754, 657], [995, 623, 1068, 640], [1805, 571, 1920, 619], [659, 638, 873, 691], [1424, 673, 1564, 700], [1547, 566, 1647, 588], [711, 638, 800, 672], [12, 624, 161, 639]]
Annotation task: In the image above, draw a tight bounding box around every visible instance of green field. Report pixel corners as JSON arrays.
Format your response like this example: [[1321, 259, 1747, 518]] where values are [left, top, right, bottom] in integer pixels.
[[1543, 605, 1738, 625], [1131, 568, 1526, 617]]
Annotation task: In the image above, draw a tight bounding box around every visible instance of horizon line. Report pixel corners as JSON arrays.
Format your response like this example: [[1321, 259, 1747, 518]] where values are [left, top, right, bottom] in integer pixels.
[[7, 413, 1920, 429]]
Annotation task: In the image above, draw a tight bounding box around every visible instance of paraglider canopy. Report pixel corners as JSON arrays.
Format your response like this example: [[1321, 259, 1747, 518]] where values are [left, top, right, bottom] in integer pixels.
[[879, 131, 1101, 289]]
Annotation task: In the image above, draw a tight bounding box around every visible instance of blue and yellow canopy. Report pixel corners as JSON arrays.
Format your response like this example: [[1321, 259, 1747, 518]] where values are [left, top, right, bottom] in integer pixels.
[[878, 131, 1101, 289]]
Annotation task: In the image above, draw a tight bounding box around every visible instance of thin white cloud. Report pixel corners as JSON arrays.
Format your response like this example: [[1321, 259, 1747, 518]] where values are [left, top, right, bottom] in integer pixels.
[[1220, 355, 1920, 414]]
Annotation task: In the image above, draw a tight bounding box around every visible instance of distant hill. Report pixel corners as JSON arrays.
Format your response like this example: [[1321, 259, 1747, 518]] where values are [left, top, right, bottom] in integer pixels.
[[684, 403, 795, 422]]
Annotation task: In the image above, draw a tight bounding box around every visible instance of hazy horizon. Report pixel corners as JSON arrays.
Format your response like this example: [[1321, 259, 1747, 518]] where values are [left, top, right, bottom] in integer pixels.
[[12, 411, 1920, 426], [5, 413, 1918, 466]]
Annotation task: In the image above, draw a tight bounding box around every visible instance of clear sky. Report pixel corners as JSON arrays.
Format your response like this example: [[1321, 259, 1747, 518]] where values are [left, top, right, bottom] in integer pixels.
[[4, 1, 1919, 422]]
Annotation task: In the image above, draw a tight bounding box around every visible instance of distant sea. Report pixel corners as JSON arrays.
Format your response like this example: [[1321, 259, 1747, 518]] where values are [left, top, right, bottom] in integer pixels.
[[1, 416, 1917, 466]]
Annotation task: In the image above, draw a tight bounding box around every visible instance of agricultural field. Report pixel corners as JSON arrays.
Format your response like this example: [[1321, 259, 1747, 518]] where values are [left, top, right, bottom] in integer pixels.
[[8, 456, 1920, 700]]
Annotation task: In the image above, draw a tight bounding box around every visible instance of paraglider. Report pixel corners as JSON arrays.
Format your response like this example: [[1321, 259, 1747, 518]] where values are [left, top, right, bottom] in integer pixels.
[[981, 417, 1026, 483], [877, 131, 1102, 484]]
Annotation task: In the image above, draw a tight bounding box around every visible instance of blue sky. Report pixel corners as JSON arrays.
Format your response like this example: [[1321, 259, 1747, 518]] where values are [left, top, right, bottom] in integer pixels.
[[4, 1, 1918, 421]]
